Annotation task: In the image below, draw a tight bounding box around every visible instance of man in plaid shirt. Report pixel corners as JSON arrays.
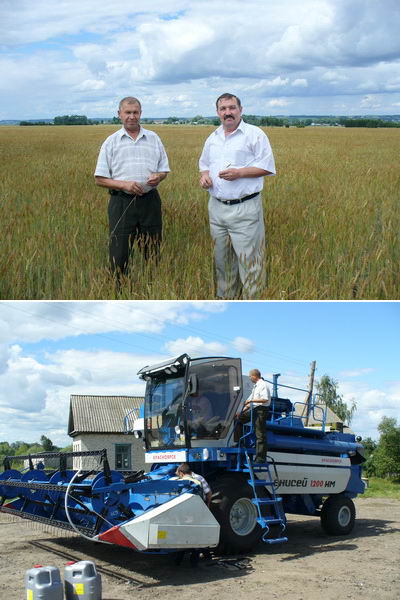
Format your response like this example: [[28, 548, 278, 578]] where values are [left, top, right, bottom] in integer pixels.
[[95, 96, 170, 280]]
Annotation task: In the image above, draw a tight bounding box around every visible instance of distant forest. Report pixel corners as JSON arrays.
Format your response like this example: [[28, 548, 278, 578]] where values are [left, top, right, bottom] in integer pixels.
[[18, 114, 400, 128]]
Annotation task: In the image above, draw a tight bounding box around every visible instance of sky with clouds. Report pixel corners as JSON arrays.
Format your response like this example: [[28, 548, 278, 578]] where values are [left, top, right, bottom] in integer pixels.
[[0, 300, 398, 447], [1, 0, 400, 119]]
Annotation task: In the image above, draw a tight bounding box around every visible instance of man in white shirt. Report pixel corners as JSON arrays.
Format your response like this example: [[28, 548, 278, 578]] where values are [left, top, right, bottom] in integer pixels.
[[199, 93, 276, 299], [94, 97, 170, 279], [235, 369, 271, 463]]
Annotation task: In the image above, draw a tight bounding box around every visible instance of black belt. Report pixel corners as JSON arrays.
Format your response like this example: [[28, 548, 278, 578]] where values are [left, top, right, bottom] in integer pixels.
[[215, 192, 259, 206], [109, 189, 154, 198]]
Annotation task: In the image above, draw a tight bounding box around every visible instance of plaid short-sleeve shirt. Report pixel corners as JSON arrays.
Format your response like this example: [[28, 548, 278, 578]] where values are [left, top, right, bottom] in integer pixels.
[[95, 126, 170, 190]]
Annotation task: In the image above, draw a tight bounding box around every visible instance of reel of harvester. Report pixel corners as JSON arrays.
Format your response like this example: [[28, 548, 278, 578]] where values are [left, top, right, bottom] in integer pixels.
[[0, 450, 135, 541]]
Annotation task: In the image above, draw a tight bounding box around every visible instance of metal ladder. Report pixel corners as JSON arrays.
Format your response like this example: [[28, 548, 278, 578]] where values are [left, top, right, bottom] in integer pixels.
[[244, 450, 288, 544]]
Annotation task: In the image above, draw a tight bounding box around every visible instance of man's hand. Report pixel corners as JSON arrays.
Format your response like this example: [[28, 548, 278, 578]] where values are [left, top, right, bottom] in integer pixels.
[[218, 168, 241, 181], [235, 403, 250, 418], [123, 180, 145, 195], [147, 173, 162, 187], [200, 173, 213, 189]]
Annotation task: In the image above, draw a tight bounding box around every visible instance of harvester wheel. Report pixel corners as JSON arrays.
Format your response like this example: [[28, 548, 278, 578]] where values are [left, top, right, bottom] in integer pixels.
[[321, 495, 355, 535], [210, 476, 262, 554]]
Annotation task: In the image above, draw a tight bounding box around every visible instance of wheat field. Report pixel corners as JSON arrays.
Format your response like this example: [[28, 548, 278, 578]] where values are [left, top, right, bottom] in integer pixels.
[[0, 124, 398, 299]]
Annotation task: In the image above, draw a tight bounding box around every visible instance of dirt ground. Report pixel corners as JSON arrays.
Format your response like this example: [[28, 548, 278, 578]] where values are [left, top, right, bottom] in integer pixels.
[[1, 497, 399, 600]]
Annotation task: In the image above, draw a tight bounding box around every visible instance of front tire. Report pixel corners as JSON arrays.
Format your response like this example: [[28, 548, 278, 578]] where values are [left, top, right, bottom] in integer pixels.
[[320, 495, 355, 535], [210, 476, 263, 554]]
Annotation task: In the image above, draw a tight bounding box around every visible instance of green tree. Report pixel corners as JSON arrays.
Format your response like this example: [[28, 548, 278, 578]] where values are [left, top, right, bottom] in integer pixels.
[[0, 442, 13, 472], [40, 435, 56, 452], [54, 115, 89, 125], [316, 375, 356, 425], [19, 121, 50, 126], [15, 443, 42, 455], [11, 441, 27, 451], [373, 417, 400, 479], [362, 437, 378, 476], [362, 437, 378, 456], [0, 442, 13, 455]]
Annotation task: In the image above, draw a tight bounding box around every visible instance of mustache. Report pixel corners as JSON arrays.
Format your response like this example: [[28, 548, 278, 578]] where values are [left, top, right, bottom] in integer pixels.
[[224, 115, 234, 119]]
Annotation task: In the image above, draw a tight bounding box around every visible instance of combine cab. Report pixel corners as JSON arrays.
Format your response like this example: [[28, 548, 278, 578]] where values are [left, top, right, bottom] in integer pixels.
[[0, 354, 366, 554]]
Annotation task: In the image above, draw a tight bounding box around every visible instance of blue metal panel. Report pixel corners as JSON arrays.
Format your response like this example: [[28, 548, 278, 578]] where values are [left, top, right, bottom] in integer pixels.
[[343, 465, 366, 496]]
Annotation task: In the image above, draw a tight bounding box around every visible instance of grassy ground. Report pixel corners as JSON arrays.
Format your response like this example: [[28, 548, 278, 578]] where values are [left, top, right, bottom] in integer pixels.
[[361, 476, 400, 499], [1, 124, 399, 299]]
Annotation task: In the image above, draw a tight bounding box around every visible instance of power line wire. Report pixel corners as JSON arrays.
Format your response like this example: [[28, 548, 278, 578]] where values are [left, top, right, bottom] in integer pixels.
[[1, 301, 311, 376]]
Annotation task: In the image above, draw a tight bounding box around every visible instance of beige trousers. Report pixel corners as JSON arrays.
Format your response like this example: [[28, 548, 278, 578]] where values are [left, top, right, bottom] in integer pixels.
[[208, 194, 266, 299]]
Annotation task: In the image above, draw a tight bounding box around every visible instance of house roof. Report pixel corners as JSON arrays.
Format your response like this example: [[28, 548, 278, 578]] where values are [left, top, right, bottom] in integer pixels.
[[294, 401, 354, 432], [68, 395, 143, 436], [294, 402, 341, 424]]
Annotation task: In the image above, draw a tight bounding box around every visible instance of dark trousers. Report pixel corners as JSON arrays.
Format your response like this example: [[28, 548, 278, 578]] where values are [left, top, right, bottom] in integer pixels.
[[235, 406, 268, 462], [108, 189, 162, 275]]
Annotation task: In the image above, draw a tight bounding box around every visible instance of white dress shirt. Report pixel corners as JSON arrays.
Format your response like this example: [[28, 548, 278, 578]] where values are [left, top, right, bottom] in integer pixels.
[[246, 378, 271, 407], [95, 126, 170, 193], [199, 120, 276, 200]]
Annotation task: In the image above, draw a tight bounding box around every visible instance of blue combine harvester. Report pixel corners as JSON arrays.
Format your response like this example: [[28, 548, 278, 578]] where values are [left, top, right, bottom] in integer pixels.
[[0, 354, 366, 554]]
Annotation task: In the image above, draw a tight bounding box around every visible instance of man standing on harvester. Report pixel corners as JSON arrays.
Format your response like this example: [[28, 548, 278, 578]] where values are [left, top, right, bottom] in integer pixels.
[[236, 369, 271, 463]]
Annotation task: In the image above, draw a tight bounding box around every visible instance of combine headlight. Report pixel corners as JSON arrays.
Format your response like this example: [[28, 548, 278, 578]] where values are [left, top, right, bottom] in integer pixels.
[[134, 430, 143, 439], [175, 425, 184, 435]]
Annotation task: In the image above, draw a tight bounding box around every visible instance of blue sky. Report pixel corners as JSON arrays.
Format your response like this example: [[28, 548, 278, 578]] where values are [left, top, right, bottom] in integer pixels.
[[1, 0, 400, 119], [0, 300, 398, 446]]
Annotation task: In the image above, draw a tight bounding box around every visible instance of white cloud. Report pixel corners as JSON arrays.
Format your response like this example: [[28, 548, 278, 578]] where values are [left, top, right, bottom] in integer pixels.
[[1, 1, 400, 118], [232, 337, 255, 354], [336, 379, 400, 440], [0, 345, 159, 445], [0, 301, 219, 343], [321, 71, 349, 84], [265, 77, 289, 87], [190, 302, 227, 314], [340, 368, 375, 377], [267, 99, 291, 107], [75, 79, 106, 91], [360, 94, 382, 109], [292, 78, 308, 87], [164, 336, 226, 357], [154, 94, 198, 108]]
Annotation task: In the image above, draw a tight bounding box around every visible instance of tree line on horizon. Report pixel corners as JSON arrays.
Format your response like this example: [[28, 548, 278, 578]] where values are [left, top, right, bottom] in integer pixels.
[[18, 114, 400, 128]]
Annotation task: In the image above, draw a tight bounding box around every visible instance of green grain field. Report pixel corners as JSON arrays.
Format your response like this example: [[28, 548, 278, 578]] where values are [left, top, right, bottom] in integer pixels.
[[0, 124, 399, 299]]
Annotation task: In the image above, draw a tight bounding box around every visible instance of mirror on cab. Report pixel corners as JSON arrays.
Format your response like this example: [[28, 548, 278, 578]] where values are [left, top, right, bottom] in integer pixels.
[[188, 374, 198, 396]]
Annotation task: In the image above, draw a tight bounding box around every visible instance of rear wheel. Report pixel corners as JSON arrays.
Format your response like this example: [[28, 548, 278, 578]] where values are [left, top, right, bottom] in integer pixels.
[[320, 496, 355, 535], [210, 476, 263, 554]]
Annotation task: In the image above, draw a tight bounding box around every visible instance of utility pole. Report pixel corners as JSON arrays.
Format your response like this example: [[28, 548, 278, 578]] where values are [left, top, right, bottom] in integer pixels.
[[303, 360, 316, 425]]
